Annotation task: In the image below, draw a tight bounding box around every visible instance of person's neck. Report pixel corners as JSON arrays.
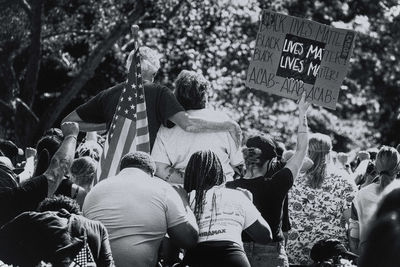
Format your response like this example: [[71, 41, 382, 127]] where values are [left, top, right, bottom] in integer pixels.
[[244, 168, 266, 179]]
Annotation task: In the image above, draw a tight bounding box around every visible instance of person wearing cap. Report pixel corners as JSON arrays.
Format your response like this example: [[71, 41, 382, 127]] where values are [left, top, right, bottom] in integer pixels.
[[225, 93, 311, 267], [287, 133, 357, 265], [62, 26, 241, 150], [310, 239, 358, 266]]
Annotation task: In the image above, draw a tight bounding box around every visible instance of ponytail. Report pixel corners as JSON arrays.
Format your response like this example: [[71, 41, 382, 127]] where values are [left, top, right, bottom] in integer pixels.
[[375, 146, 400, 193]]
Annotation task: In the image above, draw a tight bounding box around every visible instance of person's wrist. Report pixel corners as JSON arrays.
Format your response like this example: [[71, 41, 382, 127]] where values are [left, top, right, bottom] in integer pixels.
[[65, 134, 78, 141]]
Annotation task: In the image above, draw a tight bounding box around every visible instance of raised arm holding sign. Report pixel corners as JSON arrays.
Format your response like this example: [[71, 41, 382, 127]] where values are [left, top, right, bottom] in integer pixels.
[[246, 10, 356, 109]]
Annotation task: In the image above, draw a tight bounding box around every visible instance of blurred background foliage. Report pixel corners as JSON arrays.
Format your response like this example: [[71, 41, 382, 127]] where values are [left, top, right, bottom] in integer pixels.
[[0, 0, 399, 152]]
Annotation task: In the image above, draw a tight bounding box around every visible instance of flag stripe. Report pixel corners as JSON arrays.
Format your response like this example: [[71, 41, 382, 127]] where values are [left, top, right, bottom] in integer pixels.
[[137, 143, 151, 152], [135, 134, 150, 144], [137, 110, 147, 120], [106, 119, 132, 178], [98, 118, 125, 181], [136, 118, 148, 128], [136, 127, 149, 136], [97, 45, 151, 181], [122, 122, 137, 157]]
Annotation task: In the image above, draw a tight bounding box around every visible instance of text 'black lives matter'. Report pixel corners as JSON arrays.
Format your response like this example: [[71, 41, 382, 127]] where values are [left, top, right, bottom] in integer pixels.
[[276, 34, 325, 85]]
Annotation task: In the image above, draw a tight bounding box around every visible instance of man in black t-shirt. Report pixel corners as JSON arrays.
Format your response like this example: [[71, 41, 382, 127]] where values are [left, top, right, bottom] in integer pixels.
[[63, 44, 241, 150]]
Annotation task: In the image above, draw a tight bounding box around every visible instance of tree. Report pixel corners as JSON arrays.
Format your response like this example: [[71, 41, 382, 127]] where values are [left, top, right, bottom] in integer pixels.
[[1, 0, 399, 151]]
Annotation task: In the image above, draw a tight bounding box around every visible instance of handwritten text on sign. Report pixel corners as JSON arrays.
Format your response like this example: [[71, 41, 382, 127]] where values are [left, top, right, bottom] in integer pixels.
[[246, 10, 356, 109]]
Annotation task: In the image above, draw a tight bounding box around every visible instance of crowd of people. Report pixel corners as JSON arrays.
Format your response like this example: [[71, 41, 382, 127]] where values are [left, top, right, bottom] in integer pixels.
[[0, 38, 400, 267]]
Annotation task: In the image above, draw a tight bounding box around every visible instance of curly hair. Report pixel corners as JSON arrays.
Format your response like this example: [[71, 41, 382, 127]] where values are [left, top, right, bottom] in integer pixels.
[[120, 151, 156, 176], [70, 156, 97, 189], [37, 195, 81, 215], [174, 70, 210, 110]]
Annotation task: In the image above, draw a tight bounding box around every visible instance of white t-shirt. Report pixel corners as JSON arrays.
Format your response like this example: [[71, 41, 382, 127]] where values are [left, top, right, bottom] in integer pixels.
[[353, 182, 380, 244], [151, 109, 244, 181], [189, 186, 260, 246], [83, 168, 188, 267]]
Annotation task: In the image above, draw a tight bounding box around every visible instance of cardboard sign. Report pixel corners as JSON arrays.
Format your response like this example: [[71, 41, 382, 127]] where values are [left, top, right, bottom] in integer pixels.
[[246, 10, 356, 109]]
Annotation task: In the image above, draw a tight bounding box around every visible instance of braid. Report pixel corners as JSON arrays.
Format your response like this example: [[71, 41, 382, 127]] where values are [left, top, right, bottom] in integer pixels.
[[184, 150, 224, 223]]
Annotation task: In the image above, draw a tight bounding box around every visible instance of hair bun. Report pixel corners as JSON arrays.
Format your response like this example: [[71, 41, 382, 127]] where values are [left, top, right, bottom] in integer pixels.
[[242, 147, 262, 166]]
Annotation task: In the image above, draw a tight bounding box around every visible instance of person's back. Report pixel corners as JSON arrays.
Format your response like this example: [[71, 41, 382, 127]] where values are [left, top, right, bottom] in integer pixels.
[[288, 172, 356, 265], [153, 109, 242, 178], [182, 150, 272, 267], [287, 133, 356, 265], [83, 152, 195, 267], [190, 186, 259, 246], [152, 70, 243, 182]]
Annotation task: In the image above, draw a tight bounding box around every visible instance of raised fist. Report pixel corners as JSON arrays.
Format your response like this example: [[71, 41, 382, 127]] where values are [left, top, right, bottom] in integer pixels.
[[61, 122, 79, 137], [131, 25, 139, 38], [357, 151, 370, 161]]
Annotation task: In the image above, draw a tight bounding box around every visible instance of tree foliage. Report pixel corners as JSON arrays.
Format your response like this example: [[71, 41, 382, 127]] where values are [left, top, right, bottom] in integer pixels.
[[0, 0, 399, 151]]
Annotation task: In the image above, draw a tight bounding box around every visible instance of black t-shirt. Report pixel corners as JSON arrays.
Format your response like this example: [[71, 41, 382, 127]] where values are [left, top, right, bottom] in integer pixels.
[[226, 168, 293, 242], [0, 209, 114, 266], [0, 175, 48, 226], [76, 82, 184, 149]]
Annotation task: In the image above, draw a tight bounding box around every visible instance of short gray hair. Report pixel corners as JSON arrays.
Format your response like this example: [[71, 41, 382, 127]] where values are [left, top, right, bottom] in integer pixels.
[[126, 46, 161, 74]]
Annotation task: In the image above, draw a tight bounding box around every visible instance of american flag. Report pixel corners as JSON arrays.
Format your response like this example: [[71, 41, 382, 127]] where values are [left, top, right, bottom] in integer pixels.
[[69, 243, 96, 267], [96, 47, 150, 182]]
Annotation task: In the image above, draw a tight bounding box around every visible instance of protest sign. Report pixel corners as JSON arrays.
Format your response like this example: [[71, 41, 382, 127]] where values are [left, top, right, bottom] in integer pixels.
[[246, 10, 356, 109]]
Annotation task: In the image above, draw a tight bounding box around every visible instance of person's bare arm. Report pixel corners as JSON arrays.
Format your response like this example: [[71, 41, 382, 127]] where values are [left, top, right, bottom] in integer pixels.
[[155, 162, 185, 184], [169, 111, 242, 147], [62, 110, 107, 132], [167, 185, 199, 249], [43, 122, 79, 197], [285, 93, 310, 179], [18, 147, 37, 183], [245, 217, 273, 244]]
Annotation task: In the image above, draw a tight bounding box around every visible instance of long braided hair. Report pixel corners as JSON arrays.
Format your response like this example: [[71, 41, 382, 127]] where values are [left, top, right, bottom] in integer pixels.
[[184, 150, 225, 224]]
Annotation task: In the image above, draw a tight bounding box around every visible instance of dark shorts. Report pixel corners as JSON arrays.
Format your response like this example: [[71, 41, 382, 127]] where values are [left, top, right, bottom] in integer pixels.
[[183, 241, 250, 267], [244, 241, 289, 267]]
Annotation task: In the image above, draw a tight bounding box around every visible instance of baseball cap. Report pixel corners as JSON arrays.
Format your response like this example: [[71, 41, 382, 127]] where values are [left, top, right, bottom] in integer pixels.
[[310, 239, 358, 263]]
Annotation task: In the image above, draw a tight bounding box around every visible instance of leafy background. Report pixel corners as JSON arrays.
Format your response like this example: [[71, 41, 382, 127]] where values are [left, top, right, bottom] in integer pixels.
[[0, 0, 399, 153]]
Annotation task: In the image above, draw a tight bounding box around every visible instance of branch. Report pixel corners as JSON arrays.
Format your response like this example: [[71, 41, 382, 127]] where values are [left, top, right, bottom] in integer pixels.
[[0, 0, 32, 18], [19, 0, 32, 18], [20, 0, 43, 107], [35, 0, 146, 139], [164, 0, 188, 23], [42, 30, 101, 40]]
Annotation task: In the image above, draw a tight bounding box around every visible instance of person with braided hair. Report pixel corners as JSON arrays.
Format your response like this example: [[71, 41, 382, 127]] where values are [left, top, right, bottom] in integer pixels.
[[182, 150, 272, 267], [225, 93, 310, 267], [349, 146, 400, 255]]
